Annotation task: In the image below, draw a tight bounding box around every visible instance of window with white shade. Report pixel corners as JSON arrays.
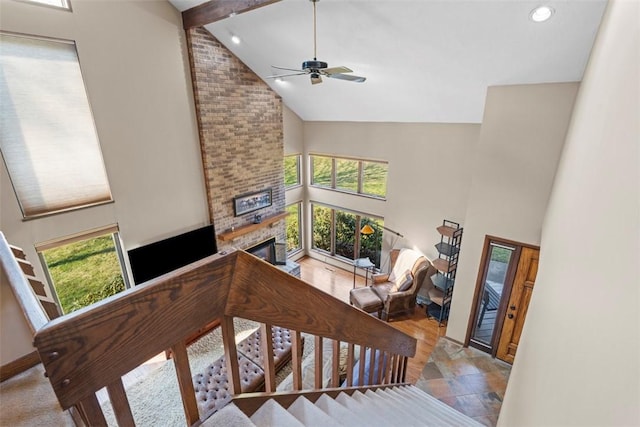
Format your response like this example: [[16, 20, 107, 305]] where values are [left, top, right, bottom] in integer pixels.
[[20, 0, 71, 10], [0, 33, 112, 218]]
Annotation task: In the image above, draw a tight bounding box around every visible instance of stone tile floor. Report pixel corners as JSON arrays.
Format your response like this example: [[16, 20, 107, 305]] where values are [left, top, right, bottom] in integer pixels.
[[415, 338, 511, 426]]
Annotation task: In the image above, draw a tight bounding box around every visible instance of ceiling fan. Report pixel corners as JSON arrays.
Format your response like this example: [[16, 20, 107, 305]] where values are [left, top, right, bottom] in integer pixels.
[[267, 0, 366, 85]]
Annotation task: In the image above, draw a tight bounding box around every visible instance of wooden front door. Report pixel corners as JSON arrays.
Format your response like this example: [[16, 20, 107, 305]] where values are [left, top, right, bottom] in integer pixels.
[[496, 247, 539, 363]]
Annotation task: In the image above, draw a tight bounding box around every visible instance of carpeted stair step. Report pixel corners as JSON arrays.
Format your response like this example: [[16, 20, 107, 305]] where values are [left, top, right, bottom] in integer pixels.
[[350, 389, 421, 426], [250, 399, 304, 427], [313, 394, 366, 427], [201, 403, 255, 427], [286, 396, 344, 427], [227, 385, 483, 427], [361, 388, 425, 427], [335, 391, 399, 425]]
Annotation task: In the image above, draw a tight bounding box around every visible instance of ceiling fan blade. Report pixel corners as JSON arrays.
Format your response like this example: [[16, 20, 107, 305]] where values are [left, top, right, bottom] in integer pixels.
[[266, 72, 308, 79], [323, 66, 353, 75], [326, 73, 366, 83], [271, 65, 306, 73], [310, 74, 323, 85]]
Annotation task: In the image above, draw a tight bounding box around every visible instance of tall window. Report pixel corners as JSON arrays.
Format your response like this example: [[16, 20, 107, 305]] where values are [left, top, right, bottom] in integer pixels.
[[36, 225, 128, 314], [310, 154, 388, 199], [284, 154, 301, 188], [285, 202, 302, 253], [311, 203, 383, 268], [0, 33, 112, 218]]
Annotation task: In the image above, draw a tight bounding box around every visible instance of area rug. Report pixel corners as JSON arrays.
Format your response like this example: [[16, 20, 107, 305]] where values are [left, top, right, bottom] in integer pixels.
[[101, 318, 314, 426]]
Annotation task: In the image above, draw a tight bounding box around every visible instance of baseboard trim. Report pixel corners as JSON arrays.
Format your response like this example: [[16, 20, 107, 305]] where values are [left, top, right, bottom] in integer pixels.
[[0, 351, 41, 382]]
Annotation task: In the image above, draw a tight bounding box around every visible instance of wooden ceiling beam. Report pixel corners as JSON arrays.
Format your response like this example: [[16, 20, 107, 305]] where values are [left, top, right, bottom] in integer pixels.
[[182, 0, 281, 29]]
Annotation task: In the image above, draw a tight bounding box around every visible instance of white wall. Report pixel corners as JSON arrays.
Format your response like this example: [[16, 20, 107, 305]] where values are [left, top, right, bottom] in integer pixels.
[[446, 83, 579, 342], [499, 1, 639, 425], [302, 121, 479, 272], [0, 0, 207, 364]]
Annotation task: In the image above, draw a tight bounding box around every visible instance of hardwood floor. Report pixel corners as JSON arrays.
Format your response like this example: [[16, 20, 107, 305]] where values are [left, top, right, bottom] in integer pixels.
[[298, 256, 447, 384]]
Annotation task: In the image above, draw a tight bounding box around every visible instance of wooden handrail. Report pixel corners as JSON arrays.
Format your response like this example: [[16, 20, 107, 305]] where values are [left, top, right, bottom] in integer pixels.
[[32, 249, 417, 425], [0, 232, 49, 333], [226, 251, 417, 357], [34, 251, 236, 410]]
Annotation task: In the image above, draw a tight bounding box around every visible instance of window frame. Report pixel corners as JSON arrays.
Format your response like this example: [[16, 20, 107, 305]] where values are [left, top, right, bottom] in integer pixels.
[[35, 224, 130, 315], [285, 201, 303, 255], [284, 154, 302, 189], [310, 153, 388, 200]]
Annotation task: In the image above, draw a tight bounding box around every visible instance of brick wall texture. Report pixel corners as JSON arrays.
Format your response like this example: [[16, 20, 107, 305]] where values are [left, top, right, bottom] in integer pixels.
[[186, 27, 285, 252]]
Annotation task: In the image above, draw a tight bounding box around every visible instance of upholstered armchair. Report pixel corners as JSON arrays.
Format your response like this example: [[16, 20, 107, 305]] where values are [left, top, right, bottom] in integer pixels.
[[370, 248, 434, 321]]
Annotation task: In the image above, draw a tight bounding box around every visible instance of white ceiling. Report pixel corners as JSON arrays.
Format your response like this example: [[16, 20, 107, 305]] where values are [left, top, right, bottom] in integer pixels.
[[169, 0, 607, 123]]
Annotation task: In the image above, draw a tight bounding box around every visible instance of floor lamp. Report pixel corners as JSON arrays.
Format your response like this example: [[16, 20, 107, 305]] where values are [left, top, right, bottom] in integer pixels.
[[360, 223, 404, 273]]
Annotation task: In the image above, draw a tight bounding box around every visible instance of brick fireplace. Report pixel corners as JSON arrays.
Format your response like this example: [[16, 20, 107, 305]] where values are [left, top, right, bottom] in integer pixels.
[[186, 27, 285, 253]]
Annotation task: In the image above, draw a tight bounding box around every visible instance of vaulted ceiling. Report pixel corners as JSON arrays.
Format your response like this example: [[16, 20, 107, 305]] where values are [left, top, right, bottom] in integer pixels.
[[170, 0, 607, 123]]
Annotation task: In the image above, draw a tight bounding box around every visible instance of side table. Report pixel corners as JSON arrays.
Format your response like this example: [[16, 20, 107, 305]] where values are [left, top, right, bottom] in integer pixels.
[[353, 257, 375, 288]]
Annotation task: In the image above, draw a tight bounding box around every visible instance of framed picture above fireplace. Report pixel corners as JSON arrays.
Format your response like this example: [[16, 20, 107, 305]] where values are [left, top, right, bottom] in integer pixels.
[[233, 188, 272, 217]]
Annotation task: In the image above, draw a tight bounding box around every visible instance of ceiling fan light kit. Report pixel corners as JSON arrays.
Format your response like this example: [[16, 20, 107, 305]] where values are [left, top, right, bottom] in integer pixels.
[[267, 0, 366, 85]]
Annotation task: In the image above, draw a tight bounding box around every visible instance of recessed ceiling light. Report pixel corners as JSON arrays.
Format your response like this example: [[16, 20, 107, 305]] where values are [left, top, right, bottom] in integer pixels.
[[530, 6, 554, 22], [231, 35, 241, 44]]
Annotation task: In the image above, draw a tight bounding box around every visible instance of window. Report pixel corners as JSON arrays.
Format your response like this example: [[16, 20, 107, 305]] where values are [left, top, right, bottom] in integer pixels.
[[362, 161, 388, 198], [336, 158, 359, 193], [312, 204, 332, 253], [20, 0, 70, 9], [284, 154, 301, 188], [36, 225, 129, 314], [311, 155, 332, 188], [285, 202, 302, 253], [310, 154, 388, 199], [311, 203, 383, 268], [0, 33, 112, 219]]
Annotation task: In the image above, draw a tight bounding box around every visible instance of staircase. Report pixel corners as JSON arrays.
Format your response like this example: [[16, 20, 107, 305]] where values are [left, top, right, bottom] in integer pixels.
[[205, 385, 481, 427]]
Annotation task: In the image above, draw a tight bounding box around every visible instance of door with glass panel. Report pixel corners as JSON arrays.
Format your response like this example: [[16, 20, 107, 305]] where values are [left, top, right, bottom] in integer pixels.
[[467, 236, 539, 362]]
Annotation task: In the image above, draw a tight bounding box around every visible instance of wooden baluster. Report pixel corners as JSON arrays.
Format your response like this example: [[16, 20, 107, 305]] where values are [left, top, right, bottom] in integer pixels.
[[221, 316, 241, 394], [77, 395, 108, 426], [346, 343, 355, 387], [171, 340, 199, 425], [368, 347, 377, 386], [376, 350, 386, 384], [358, 346, 367, 386], [106, 378, 135, 427], [331, 339, 340, 388], [389, 354, 398, 383], [382, 351, 391, 384], [291, 330, 303, 390], [314, 335, 323, 389], [400, 356, 408, 382], [261, 323, 276, 392]]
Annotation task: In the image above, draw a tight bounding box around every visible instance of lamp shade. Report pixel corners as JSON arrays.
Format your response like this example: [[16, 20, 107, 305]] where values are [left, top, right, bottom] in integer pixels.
[[360, 224, 375, 235]]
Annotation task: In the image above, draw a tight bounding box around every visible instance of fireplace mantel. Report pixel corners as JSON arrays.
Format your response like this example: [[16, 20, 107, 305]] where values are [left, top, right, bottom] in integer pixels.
[[217, 212, 288, 242]]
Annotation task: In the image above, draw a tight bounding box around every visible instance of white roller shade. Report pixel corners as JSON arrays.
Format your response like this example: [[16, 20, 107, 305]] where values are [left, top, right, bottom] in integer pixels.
[[0, 33, 112, 218]]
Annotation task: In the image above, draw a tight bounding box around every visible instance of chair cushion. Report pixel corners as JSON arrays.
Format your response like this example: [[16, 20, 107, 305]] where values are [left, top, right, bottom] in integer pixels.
[[391, 269, 413, 292], [349, 287, 383, 312]]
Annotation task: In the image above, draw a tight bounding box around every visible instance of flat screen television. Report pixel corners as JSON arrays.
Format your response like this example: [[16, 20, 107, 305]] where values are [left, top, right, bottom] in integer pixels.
[[128, 224, 217, 284]]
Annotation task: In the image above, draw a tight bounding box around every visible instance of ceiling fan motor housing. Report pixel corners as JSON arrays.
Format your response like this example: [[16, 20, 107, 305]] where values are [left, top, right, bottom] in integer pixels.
[[303, 60, 328, 71]]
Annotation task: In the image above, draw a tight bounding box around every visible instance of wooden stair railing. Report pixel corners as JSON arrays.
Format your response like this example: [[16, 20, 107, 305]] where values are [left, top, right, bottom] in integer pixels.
[[30, 249, 416, 426], [0, 232, 59, 333]]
